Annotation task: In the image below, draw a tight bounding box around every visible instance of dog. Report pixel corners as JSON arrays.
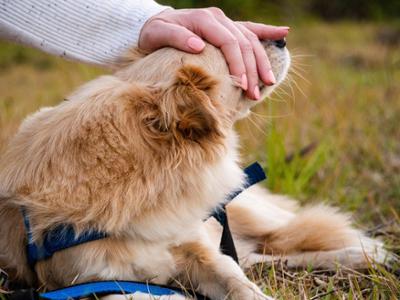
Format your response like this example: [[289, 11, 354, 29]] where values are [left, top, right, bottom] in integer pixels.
[[0, 40, 389, 300]]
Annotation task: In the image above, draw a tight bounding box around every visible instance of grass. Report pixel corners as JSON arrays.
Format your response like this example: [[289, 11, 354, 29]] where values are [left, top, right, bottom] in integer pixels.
[[1, 21, 399, 298]]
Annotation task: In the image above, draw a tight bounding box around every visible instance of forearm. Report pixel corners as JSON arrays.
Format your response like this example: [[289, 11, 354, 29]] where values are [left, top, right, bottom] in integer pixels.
[[0, 0, 168, 68]]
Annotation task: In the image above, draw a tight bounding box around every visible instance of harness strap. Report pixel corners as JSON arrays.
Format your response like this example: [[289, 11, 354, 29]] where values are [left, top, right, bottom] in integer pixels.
[[40, 281, 183, 299], [211, 162, 266, 262], [21, 208, 107, 267], [5, 281, 210, 300], [219, 217, 238, 262], [211, 162, 266, 224]]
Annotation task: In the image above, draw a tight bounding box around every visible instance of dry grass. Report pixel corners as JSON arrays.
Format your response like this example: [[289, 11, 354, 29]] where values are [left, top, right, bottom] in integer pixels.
[[0, 21, 399, 299]]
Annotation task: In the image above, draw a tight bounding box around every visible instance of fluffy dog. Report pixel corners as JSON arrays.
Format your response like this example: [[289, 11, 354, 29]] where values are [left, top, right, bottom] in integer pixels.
[[0, 41, 388, 299]]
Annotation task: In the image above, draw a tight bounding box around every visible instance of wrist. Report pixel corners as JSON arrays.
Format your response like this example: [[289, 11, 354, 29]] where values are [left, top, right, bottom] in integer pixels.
[[139, 7, 174, 49]]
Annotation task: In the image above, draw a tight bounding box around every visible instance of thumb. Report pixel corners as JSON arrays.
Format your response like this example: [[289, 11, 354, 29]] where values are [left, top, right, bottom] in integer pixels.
[[139, 20, 205, 53]]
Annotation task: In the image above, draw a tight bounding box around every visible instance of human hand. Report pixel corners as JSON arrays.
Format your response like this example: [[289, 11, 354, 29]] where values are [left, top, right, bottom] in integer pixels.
[[139, 7, 289, 100]]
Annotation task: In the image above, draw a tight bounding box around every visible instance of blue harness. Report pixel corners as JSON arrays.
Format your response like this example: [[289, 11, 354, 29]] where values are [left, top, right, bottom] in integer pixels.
[[40, 280, 202, 300], [18, 162, 266, 300]]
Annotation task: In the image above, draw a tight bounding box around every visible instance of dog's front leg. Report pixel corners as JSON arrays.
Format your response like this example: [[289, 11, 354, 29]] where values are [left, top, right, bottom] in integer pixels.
[[172, 240, 273, 300]]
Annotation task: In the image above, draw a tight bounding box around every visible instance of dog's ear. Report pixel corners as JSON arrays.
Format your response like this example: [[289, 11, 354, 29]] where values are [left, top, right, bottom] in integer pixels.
[[174, 65, 218, 94], [173, 65, 221, 141], [141, 65, 223, 144]]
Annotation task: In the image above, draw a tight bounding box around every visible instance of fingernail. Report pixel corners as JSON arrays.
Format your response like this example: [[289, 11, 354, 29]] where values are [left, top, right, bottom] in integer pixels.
[[254, 86, 260, 100], [241, 74, 248, 90], [187, 37, 205, 51], [268, 70, 276, 85], [279, 26, 290, 31]]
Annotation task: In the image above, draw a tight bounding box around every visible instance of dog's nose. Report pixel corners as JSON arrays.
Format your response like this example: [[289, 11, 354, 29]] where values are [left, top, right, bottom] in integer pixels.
[[274, 39, 286, 49]]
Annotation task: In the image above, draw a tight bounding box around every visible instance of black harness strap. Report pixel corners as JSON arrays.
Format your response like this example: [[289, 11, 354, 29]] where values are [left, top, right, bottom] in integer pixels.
[[212, 162, 266, 262], [220, 216, 239, 262]]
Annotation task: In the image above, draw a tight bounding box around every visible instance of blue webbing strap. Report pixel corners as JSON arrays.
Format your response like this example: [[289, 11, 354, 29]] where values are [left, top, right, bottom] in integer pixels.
[[6, 282, 211, 300], [21, 209, 107, 267], [39, 281, 185, 300]]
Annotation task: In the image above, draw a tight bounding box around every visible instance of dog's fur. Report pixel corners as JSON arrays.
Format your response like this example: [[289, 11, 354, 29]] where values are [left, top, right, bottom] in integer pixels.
[[0, 42, 389, 299]]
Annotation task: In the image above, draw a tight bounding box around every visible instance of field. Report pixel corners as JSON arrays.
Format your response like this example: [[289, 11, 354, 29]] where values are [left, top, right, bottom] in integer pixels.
[[1, 22, 399, 298]]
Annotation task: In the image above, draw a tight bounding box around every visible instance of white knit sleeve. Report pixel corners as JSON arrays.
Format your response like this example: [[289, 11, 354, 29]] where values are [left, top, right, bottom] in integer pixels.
[[0, 0, 169, 68]]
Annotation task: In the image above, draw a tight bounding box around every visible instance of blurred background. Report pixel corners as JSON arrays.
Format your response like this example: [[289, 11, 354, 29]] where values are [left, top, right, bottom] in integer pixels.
[[162, 0, 400, 22], [0, 1, 399, 297]]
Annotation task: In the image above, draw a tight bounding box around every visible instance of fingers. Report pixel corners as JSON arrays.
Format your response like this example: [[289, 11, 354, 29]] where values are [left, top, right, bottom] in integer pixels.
[[236, 23, 276, 88], [212, 13, 260, 99], [188, 11, 247, 90], [139, 20, 205, 53], [139, 8, 290, 101], [187, 9, 287, 100], [238, 22, 289, 40]]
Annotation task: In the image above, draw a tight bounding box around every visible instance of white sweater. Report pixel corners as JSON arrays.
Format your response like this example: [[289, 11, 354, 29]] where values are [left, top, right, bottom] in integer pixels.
[[0, 0, 168, 67]]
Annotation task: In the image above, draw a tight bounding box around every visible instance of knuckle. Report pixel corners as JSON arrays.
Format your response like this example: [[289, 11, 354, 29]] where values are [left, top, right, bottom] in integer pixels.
[[208, 7, 224, 17], [224, 37, 239, 47], [241, 42, 253, 53], [190, 9, 205, 20], [247, 32, 258, 42], [249, 69, 258, 77], [197, 9, 213, 18], [242, 21, 252, 27]]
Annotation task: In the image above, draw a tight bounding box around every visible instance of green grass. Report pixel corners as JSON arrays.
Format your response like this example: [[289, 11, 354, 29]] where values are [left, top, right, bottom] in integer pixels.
[[235, 21, 400, 299], [1, 21, 399, 298]]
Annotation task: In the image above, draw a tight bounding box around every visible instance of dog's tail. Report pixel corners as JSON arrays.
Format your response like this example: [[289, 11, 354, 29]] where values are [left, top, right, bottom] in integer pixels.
[[226, 187, 392, 269]]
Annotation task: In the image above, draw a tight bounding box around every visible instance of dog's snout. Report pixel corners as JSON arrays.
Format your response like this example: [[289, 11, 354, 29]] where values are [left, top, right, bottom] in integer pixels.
[[274, 39, 286, 49]]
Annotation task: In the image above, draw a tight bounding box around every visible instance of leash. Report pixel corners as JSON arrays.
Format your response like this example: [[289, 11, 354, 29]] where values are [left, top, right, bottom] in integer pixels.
[[14, 162, 266, 300]]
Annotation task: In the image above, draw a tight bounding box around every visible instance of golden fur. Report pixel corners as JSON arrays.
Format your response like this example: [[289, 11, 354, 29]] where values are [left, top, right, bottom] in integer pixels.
[[0, 43, 389, 299]]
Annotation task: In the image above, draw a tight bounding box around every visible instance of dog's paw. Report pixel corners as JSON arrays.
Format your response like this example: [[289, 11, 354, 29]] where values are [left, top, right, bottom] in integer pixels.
[[230, 289, 274, 300], [228, 282, 274, 300], [101, 292, 189, 299]]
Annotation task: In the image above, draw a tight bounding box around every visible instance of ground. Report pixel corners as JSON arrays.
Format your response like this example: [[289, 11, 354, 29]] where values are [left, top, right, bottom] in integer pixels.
[[0, 22, 399, 299]]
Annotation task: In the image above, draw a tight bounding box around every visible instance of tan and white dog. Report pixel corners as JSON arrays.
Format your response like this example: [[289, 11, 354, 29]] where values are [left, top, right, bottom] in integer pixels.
[[0, 41, 388, 300]]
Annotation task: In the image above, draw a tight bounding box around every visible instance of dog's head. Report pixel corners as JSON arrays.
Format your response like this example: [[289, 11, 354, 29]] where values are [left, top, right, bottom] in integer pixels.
[[116, 40, 290, 155], [219, 39, 291, 119], [242, 39, 291, 115], [117, 40, 291, 122]]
